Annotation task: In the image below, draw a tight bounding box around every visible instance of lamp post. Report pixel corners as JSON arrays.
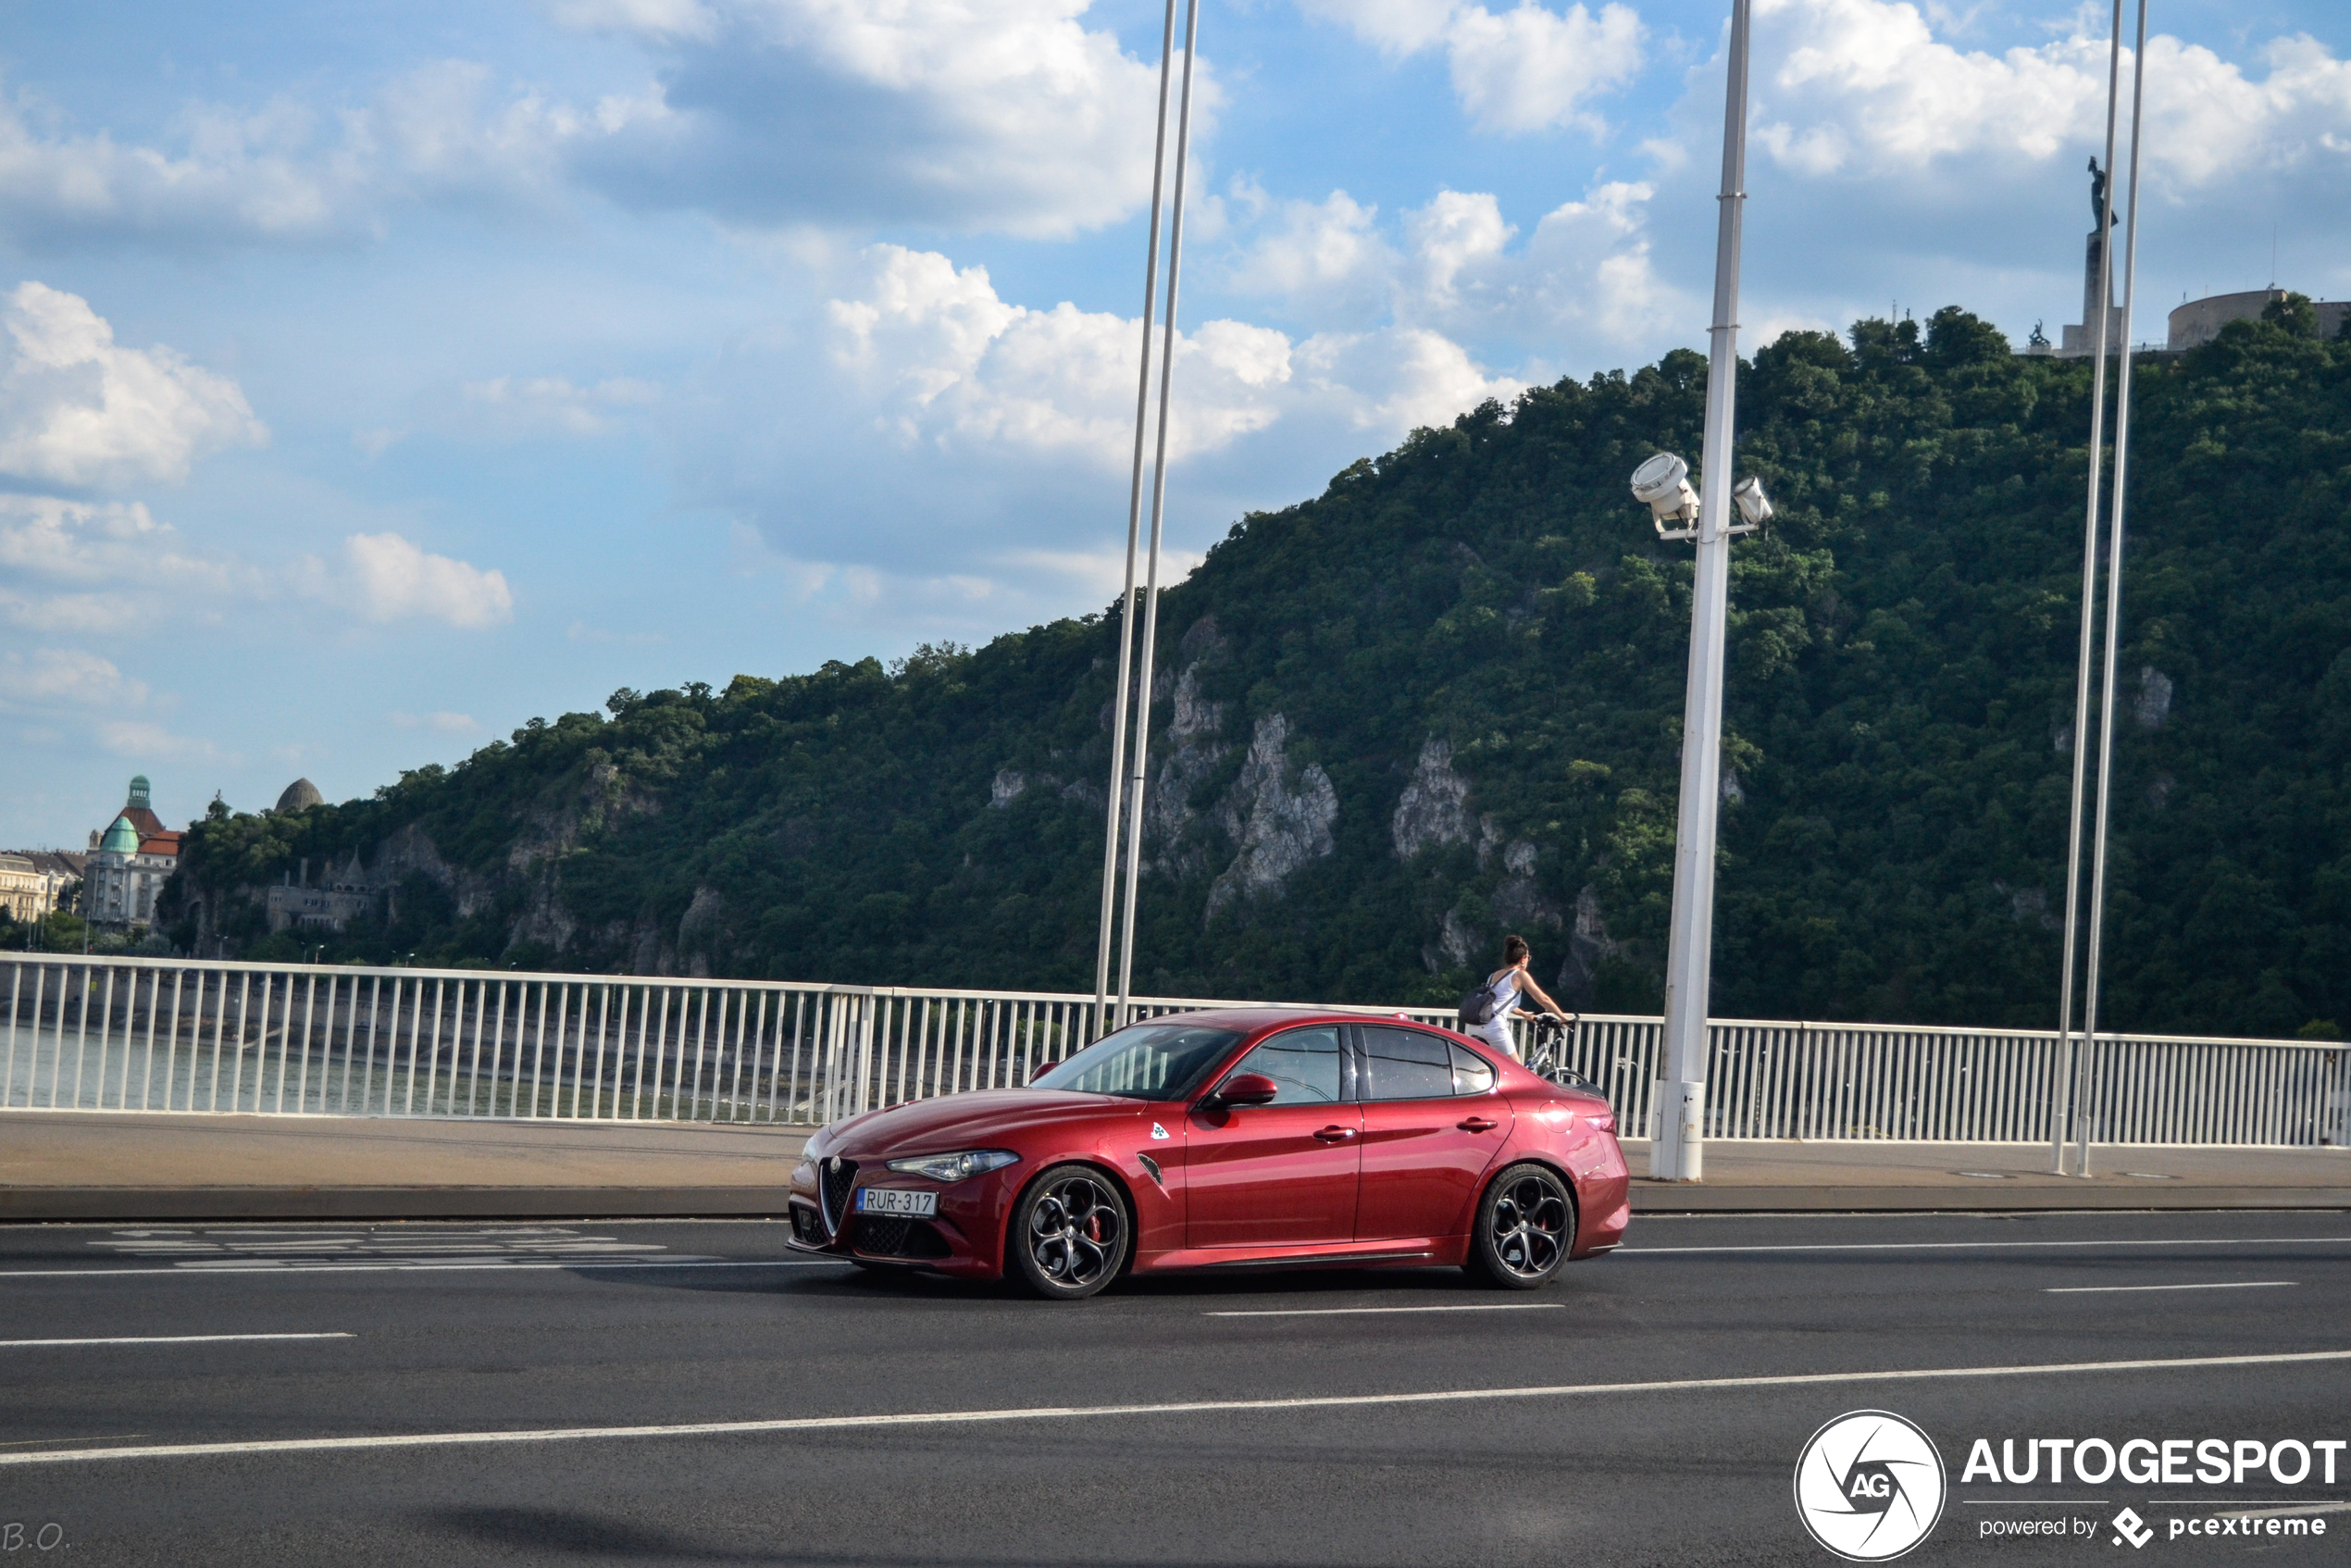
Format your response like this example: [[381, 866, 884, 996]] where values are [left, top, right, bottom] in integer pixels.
[[1636, 0, 1760, 1183]]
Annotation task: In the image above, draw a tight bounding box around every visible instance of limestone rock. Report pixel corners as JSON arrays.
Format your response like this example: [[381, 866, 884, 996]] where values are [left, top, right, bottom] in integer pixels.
[[1392, 738, 1473, 859], [1206, 714, 1337, 916]]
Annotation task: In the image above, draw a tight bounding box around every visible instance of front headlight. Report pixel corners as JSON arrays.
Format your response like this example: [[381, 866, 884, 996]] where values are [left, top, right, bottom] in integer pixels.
[[884, 1150, 1020, 1184]]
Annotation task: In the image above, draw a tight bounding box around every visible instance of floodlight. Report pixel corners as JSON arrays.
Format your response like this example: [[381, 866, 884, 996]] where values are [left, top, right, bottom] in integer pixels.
[[1630, 452, 1698, 538], [1733, 475, 1772, 529]]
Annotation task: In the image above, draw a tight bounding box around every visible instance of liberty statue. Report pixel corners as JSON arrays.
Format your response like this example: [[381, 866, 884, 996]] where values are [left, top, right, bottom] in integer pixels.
[[2088, 156, 2119, 230]]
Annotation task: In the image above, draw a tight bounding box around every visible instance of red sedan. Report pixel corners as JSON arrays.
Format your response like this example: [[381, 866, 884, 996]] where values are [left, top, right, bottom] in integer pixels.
[[785, 1007, 1630, 1300]]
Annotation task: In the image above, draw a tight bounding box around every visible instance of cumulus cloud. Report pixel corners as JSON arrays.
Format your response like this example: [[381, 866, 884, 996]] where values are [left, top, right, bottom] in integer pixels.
[[0, 495, 514, 632], [814, 243, 1527, 474], [388, 710, 481, 731], [1299, 0, 1644, 134], [0, 1, 1194, 246], [342, 533, 515, 628], [571, 0, 1192, 236], [0, 65, 662, 250], [0, 282, 266, 488], [1220, 180, 1687, 355], [1746, 0, 2351, 194]]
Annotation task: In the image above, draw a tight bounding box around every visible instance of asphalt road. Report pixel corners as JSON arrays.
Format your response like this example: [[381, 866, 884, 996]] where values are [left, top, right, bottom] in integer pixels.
[[2, 1212, 2347, 1566]]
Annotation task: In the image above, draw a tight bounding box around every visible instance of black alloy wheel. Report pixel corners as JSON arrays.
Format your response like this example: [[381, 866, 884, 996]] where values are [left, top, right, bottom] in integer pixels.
[[1467, 1162, 1574, 1288], [1009, 1164, 1130, 1300]]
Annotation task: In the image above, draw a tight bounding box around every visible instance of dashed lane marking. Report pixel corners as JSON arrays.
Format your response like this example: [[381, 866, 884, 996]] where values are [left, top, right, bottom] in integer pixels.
[[1206, 1303, 1564, 1317], [2044, 1280, 2295, 1294], [0, 1333, 354, 1349], [1618, 1236, 2351, 1255]]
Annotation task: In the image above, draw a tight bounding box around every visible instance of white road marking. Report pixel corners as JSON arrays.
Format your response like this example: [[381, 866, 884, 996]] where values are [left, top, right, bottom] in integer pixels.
[[0, 1259, 834, 1280], [0, 1333, 353, 1349], [4, 1347, 2346, 1468], [1619, 1236, 2351, 1256], [2214, 1503, 2351, 1519], [2045, 1280, 2295, 1294], [1206, 1303, 1564, 1318]]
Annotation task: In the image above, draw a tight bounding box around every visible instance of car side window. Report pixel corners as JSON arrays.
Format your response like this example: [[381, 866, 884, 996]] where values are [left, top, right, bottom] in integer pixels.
[[1362, 1026, 1454, 1101], [1225, 1027, 1342, 1105], [1450, 1042, 1495, 1095]]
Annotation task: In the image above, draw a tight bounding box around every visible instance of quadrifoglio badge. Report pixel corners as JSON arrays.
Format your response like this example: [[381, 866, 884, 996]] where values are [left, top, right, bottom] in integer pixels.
[[1795, 1411, 1948, 1561]]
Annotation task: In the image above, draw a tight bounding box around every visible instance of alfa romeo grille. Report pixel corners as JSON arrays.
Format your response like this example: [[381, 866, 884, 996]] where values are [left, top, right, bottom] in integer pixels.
[[820, 1157, 858, 1236]]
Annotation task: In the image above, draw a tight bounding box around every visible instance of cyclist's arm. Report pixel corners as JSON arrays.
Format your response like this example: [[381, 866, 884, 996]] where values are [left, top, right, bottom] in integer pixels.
[[1513, 972, 1569, 1019]]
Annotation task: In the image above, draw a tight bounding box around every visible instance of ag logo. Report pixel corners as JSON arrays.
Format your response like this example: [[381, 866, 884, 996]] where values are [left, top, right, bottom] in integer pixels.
[[1793, 1410, 1947, 1562]]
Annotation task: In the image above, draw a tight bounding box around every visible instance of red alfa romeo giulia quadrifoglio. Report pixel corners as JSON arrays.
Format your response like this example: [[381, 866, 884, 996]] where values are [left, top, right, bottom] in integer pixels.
[[785, 1007, 1629, 1300]]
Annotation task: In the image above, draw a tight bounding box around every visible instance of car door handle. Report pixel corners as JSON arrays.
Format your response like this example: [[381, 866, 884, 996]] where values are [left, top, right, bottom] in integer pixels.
[[1312, 1126, 1357, 1141], [1457, 1116, 1499, 1133]]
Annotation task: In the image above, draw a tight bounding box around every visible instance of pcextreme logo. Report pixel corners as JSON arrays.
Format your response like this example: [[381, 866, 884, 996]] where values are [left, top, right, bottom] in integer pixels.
[[1795, 1410, 1949, 1562]]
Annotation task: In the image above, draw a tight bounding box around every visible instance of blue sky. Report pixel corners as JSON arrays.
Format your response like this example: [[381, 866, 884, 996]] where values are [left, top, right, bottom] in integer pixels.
[[3, 0, 2346, 846]]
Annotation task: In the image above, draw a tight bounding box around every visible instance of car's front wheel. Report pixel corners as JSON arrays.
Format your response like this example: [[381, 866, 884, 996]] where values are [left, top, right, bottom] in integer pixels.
[[1009, 1164, 1130, 1300], [1466, 1162, 1574, 1288]]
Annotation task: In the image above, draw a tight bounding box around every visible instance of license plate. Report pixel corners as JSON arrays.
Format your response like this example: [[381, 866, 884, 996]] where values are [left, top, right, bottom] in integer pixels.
[[856, 1188, 938, 1217]]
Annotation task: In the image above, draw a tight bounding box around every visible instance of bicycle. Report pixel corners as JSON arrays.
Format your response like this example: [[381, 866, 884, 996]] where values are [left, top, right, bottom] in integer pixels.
[[1519, 1012, 1602, 1094]]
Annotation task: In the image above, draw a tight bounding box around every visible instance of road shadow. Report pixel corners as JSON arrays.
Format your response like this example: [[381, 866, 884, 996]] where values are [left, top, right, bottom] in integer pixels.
[[429, 1505, 1321, 1566]]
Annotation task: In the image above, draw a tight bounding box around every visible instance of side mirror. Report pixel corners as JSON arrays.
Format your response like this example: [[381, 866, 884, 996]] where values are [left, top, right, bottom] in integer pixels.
[[1213, 1073, 1279, 1108]]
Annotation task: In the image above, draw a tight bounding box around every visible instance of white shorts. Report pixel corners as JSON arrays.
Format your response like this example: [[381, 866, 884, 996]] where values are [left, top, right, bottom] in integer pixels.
[[1473, 1018, 1519, 1060]]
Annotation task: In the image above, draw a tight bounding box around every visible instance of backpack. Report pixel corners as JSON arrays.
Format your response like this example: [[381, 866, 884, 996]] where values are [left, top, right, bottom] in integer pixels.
[[1457, 973, 1505, 1027]]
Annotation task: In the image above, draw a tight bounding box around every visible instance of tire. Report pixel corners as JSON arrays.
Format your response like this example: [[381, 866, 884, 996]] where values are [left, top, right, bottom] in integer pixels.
[[1465, 1162, 1574, 1289], [1008, 1164, 1131, 1300]]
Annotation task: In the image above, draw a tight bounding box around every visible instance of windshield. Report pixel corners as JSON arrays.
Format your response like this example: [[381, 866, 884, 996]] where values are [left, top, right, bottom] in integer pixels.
[[1029, 1023, 1243, 1101]]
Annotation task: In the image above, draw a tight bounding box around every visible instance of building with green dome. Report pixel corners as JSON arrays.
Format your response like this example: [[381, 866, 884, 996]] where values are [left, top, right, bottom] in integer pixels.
[[86, 776, 181, 930]]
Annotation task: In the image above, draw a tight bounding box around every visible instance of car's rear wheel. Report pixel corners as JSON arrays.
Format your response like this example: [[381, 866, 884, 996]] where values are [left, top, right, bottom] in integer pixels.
[[1009, 1164, 1129, 1300], [1466, 1162, 1573, 1288]]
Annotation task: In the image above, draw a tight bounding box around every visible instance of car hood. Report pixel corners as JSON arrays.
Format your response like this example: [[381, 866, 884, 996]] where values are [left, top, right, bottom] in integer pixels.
[[822, 1089, 1144, 1157]]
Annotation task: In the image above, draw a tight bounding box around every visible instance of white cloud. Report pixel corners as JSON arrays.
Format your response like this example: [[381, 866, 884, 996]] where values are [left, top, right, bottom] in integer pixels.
[[1747, 0, 2351, 193], [544, 0, 715, 35], [0, 648, 146, 709], [1221, 180, 1686, 355], [1299, 1, 1643, 134], [388, 710, 481, 731], [458, 374, 660, 438], [1226, 190, 1393, 313], [821, 244, 1297, 468], [0, 494, 515, 632], [342, 533, 515, 628], [1444, 3, 1645, 134], [0, 281, 266, 489], [94, 719, 222, 761], [0, 2, 1205, 245]]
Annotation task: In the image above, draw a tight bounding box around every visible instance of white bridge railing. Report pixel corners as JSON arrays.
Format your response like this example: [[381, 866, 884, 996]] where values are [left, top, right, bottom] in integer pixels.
[[2, 954, 2343, 1147]]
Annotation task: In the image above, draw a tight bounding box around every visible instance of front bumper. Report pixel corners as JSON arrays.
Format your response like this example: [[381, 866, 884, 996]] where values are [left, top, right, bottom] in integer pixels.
[[785, 1155, 1011, 1278]]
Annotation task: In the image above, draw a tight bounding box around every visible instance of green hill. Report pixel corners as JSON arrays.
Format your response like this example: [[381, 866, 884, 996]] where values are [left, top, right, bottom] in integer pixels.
[[165, 303, 2351, 1039]]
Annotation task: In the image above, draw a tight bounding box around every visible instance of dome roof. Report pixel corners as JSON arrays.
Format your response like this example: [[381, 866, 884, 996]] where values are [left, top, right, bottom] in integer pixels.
[[274, 778, 325, 814], [99, 815, 141, 855]]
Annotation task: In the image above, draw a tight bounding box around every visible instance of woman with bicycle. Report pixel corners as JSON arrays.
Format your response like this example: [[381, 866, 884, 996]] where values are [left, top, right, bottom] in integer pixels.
[[1470, 934, 1570, 1061]]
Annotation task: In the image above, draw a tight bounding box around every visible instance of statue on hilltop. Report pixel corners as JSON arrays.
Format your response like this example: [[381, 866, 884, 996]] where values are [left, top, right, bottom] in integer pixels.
[[2088, 156, 2119, 230]]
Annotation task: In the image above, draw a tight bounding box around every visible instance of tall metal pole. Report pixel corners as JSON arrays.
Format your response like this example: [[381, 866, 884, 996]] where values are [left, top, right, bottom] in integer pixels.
[[2073, 0, 2149, 1179], [1650, 0, 1752, 1183], [1092, 0, 1183, 1037], [1114, 0, 1201, 1023], [2049, 0, 2128, 1177]]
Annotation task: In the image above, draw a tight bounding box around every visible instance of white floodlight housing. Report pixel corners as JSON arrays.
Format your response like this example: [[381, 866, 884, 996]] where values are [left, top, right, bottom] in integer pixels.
[[1631, 452, 1698, 539], [1732, 474, 1772, 530]]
